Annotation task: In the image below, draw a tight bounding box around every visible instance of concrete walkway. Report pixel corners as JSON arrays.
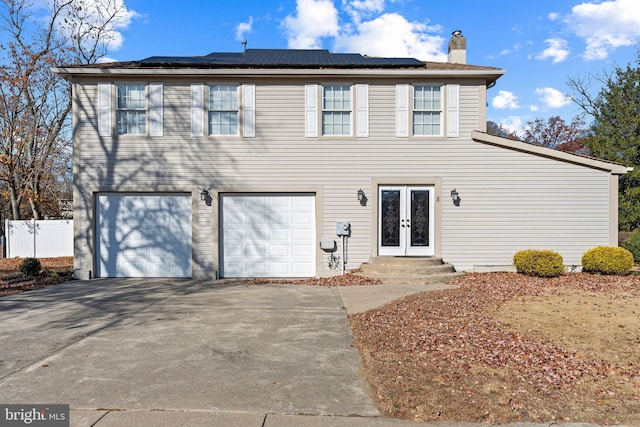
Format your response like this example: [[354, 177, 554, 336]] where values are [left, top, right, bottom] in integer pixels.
[[0, 279, 599, 427]]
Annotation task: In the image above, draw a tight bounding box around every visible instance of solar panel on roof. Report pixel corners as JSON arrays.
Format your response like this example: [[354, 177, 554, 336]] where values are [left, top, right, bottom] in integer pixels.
[[140, 49, 424, 68]]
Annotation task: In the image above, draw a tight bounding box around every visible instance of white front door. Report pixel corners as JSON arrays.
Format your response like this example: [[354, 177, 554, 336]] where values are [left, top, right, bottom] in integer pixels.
[[378, 186, 434, 256]]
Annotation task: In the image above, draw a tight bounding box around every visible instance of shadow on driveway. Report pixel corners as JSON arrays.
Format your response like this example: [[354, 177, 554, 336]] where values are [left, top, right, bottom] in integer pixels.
[[0, 278, 379, 417]]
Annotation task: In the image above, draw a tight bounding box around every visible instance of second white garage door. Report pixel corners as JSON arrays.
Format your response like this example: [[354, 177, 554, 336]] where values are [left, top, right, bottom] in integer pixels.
[[221, 194, 315, 278]]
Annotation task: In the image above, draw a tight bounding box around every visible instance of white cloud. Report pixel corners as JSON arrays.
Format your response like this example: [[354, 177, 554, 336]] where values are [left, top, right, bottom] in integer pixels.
[[492, 90, 520, 110], [282, 0, 339, 48], [500, 116, 525, 134], [535, 87, 571, 108], [343, 0, 385, 23], [566, 0, 640, 60], [536, 38, 570, 63], [236, 17, 253, 42], [334, 13, 446, 60], [529, 105, 540, 112], [54, 0, 139, 52], [281, 0, 447, 61], [499, 43, 521, 56], [548, 12, 560, 21]]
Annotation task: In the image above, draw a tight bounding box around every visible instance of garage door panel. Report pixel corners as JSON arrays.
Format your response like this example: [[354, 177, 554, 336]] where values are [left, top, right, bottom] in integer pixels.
[[97, 194, 192, 278], [246, 227, 268, 241], [269, 262, 289, 275], [222, 194, 315, 278], [247, 212, 269, 225], [293, 263, 313, 275], [292, 228, 313, 241], [293, 212, 313, 225], [224, 212, 246, 227], [225, 228, 246, 241], [269, 212, 290, 226], [292, 244, 313, 257], [269, 197, 290, 211], [246, 262, 267, 276], [269, 244, 289, 257], [225, 244, 245, 257], [247, 243, 267, 257], [269, 228, 290, 240]]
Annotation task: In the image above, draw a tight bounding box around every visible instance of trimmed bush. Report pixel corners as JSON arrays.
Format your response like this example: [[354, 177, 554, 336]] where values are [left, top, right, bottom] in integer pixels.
[[582, 246, 633, 275], [513, 249, 564, 277], [621, 229, 640, 263], [18, 258, 41, 278]]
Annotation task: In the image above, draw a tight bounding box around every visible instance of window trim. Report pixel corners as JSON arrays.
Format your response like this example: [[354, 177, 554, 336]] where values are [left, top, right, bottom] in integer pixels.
[[321, 83, 353, 137], [115, 82, 148, 136], [208, 83, 240, 137], [411, 83, 443, 137]]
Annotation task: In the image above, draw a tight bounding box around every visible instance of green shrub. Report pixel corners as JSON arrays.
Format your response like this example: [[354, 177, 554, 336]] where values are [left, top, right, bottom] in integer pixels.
[[621, 229, 640, 263], [513, 249, 564, 277], [582, 246, 633, 275], [18, 258, 41, 277]]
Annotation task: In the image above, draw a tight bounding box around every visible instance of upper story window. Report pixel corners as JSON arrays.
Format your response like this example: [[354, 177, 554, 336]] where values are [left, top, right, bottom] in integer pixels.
[[209, 84, 239, 136], [116, 83, 146, 135], [413, 85, 442, 136], [322, 84, 351, 136]]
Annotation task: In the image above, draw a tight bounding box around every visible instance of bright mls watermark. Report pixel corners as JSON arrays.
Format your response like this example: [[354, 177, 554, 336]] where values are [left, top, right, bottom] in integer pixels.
[[1, 405, 69, 426]]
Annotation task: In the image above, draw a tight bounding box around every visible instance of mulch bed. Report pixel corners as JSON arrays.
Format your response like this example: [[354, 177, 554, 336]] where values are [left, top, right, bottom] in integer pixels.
[[0, 257, 73, 297], [243, 272, 382, 286]]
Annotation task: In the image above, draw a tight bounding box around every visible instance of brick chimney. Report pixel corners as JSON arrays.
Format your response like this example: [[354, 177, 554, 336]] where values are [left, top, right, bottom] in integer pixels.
[[448, 30, 466, 64]]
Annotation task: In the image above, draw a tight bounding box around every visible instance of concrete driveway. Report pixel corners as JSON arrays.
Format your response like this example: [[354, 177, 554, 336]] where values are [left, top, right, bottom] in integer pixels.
[[0, 278, 409, 426]]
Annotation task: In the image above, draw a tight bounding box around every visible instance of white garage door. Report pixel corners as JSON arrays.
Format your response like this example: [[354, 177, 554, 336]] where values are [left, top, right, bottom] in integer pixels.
[[222, 194, 315, 278], [97, 194, 192, 278]]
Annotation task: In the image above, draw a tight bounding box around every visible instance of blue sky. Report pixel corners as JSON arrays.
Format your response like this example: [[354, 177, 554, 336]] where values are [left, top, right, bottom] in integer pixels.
[[58, 0, 640, 133]]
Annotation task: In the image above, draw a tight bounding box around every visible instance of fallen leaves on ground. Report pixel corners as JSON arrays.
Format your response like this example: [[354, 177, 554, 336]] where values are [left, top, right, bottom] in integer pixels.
[[0, 257, 73, 297], [349, 272, 640, 424], [0, 256, 73, 271], [243, 272, 381, 286]]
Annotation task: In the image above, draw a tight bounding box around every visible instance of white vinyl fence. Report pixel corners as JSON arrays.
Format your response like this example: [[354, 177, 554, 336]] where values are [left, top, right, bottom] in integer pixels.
[[5, 219, 73, 258]]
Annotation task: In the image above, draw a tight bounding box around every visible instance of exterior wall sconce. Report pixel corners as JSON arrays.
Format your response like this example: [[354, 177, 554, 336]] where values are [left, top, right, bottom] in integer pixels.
[[357, 189, 367, 206], [451, 189, 461, 206], [199, 187, 211, 202]]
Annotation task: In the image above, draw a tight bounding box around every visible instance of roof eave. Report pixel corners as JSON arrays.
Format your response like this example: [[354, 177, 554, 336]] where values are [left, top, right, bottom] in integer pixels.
[[52, 66, 505, 81], [471, 130, 631, 175]]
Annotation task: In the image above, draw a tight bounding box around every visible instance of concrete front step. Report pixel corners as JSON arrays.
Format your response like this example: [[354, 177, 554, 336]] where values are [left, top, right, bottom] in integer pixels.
[[356, 256, 462, 285], [369, 256, 445, 267], [360, 262, 456, 276], [354, 271, 464, 285]]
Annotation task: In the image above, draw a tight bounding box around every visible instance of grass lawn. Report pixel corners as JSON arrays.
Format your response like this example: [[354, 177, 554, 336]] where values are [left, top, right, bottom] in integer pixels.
[[349, 272, 640, 424]]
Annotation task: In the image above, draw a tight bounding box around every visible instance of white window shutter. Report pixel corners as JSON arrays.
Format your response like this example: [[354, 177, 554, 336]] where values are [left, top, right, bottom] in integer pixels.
[[355, 84, 369, 137], [396, 84, 409, 137], [98, 83, 112, 137], [191, 84, 204, 137], [305, 84, 318, 137], [242, 84, 256, 138], [447, 84, 460, 138], [150, 83, 163, 137]]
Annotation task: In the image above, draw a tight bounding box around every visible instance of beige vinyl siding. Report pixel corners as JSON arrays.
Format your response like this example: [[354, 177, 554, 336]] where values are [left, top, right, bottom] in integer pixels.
[[459, 83, 480, 137], [72, 79, 616, 277]]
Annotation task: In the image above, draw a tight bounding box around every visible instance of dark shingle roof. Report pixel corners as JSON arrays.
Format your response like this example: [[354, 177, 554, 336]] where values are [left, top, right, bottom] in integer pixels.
[[138, 49, 425, 69]]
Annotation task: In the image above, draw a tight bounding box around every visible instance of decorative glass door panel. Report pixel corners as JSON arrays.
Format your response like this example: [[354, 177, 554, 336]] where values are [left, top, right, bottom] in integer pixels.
[[378, 186, 434, 256]]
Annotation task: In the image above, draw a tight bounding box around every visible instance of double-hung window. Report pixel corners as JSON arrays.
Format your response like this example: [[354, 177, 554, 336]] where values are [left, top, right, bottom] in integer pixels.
[[413, 85, 442, 136], [322, 85, 351, 135], [116, 83, 146, 135], [209, 84, 239, 136]]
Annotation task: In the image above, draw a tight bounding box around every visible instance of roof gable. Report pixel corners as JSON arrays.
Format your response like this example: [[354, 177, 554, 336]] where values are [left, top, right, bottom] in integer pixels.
[[471, 131, 630, 175]]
